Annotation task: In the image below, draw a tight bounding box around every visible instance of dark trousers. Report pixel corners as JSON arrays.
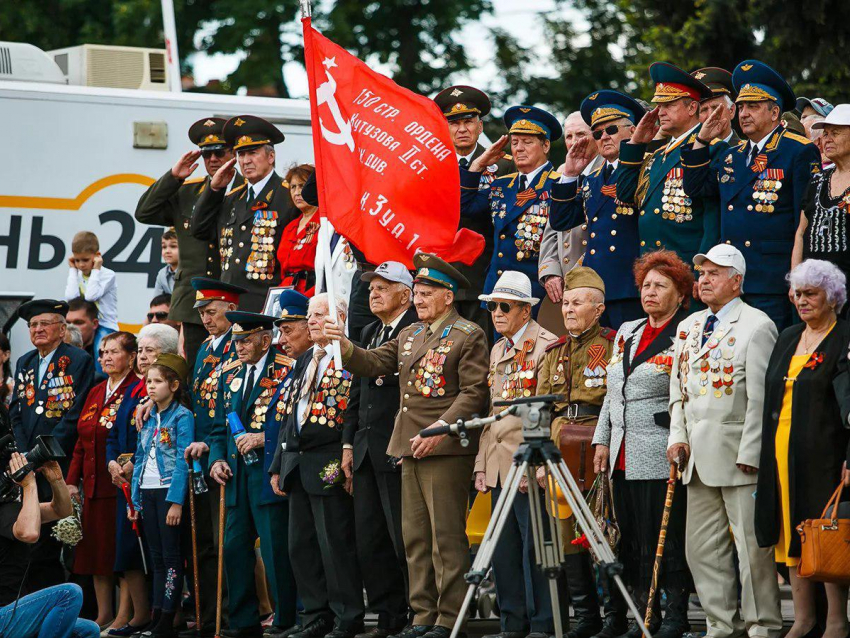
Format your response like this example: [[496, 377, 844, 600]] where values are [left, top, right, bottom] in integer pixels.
[[289, 475, 364, 631], [601, 298, 644, 332], [181, 480, 222, 628], [490, 484, 554, 633], [353, 454, 408, 628], [224, 461, 297, 630], [183, 322, 208, 383], [141, 488, 184, 613], [742, 293, 795, 332]]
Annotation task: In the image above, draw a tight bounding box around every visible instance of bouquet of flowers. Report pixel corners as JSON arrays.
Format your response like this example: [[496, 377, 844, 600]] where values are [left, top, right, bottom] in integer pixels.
[[52, 498, 83, 546], [319, 460, 343, 489]]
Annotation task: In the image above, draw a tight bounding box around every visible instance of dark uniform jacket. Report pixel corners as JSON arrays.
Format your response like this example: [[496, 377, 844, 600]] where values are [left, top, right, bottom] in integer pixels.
[[274, 346, 354, 495], [550, 163, 640, 302], [135, 171, 241, 323], [191, 171, 298, 312], [342, 306, 419, 472], [455, 144, 514, 303], [208, 349, 294, 506], [343, 308, 489, 457], [614, 125, 721, 266], [9, 342, 95, 458], [460, 162, 562, 300], [191, 329, 238, 468], [681, 126, 821, 295]]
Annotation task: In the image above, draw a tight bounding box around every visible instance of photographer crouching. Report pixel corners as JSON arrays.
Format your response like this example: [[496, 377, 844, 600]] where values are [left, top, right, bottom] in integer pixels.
[[0, 449, 98, 637]]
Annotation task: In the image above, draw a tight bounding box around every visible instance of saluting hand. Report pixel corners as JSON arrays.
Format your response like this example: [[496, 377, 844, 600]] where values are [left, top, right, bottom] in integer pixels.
[[561, 136, 596, 178], [171, 150, 202, 180], [694, 104, 726, 148], [469, 135, 509, 173], [211, 158, 237, 191], [630, 107, 661, 145]]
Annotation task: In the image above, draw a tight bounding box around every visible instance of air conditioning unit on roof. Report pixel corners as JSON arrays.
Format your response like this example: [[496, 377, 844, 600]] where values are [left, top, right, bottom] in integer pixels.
[[47, 44, 169, 91]]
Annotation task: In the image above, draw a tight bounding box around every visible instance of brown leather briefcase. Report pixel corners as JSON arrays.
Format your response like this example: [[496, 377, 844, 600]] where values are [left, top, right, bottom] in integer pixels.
[[557, 419, 596, 492]]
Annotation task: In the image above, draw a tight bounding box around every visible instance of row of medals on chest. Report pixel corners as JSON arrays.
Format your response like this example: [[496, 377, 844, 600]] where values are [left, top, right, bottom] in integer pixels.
[[414, 343, 451, 396], [750, 178, 782, 213], [660, 173, 693, 222], [196, 357, 225, 418], [514, 210, 547, 261], [498, 359, 536, 399], [25, 363, 74, 417], [683, 335, 736, 398], [310, 367, 351, 426], [218, 213, 278, 279]]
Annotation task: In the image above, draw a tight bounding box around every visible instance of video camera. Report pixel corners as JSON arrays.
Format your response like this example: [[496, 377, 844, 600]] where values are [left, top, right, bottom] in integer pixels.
[[0, 434, 65, 502]]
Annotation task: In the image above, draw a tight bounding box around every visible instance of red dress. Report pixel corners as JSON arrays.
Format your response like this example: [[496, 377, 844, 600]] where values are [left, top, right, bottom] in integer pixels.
[[67, 372, 139, 576], [277, 213, 320, 295]]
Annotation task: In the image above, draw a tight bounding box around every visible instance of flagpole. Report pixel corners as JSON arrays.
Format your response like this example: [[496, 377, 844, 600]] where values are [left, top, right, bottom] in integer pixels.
[[301, 0, 343, 368]]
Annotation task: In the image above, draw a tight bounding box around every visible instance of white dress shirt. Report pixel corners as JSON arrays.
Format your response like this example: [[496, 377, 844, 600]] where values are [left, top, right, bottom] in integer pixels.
[[297, 346, 333, 426]]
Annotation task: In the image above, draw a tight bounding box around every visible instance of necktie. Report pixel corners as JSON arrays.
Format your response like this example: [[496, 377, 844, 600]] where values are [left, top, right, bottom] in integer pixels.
[[241, 365, 256, 422], [702, 314, 718, 346], [247, 186, 255, 205], [602, 163, 613, 182], [375, 325, 392, 348], [746, 143, 757, 168], [299, 346, 327, 421], [459, 157, 469, 168], [505, 338, 514, 356], [518, 175, 528, 191]]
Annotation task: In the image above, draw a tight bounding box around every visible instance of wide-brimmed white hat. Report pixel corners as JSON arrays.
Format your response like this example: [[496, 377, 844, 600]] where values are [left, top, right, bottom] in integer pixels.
[[812, 104, 850, 130], [478, 270, 540, 306]]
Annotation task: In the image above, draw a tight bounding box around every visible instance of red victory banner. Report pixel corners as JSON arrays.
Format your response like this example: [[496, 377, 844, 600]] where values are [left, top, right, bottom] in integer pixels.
[[302, 17, 484, 268]]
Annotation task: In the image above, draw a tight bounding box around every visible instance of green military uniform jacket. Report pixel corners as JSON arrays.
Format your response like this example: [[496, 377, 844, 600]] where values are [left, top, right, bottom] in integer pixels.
[[190, 172, 297, 313], [191, 329, 238, 458], [135, 171, 242, 323], [536, 322, 614, 439], [343, 308, 490, 457]]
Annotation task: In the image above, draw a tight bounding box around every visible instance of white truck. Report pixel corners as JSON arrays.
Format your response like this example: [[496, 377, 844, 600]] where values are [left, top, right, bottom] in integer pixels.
[[0, 41, 313, 362]]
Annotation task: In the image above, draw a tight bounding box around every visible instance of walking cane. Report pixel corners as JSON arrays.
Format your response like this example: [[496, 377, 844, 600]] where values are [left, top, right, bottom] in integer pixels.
[[215, 482, 226, 638], [644, 456, 682, 628], [121, 483, 148, 575], [188, 469, 202, 634]]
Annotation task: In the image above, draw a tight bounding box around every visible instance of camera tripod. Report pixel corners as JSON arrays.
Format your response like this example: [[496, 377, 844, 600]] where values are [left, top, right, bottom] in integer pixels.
[[421, 396, 650, 638]]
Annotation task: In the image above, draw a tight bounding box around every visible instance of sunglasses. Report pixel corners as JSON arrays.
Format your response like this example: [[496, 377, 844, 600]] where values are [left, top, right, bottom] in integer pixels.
[[147, 311, 169, 322], [202, 149, 229, 159], [487, 301, 515, 313], [592, 124, 628, 140]]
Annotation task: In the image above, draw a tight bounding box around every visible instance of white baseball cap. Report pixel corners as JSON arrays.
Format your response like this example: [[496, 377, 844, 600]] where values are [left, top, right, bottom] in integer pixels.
[[478, 271, 540, 306], [360, 261, 414, 289], [812, 104, 850, 130], [693, 244, 746, 276]]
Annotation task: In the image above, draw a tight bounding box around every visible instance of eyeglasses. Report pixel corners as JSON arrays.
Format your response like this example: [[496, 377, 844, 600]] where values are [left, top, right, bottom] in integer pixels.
[[202, 149, 229, 159], [147, 311, 169, 322], [592, 124, 628, 140], [487, 301, 515, 313], [28, 320, 62, 330]]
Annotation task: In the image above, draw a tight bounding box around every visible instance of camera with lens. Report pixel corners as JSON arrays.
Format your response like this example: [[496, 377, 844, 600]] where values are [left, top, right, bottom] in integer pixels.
[[493, 394, 558, 441], [0, 434, 65, 502]]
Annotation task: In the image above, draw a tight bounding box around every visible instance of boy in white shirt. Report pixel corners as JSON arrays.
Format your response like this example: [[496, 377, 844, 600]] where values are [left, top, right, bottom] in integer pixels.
[[64, 231, 119, 370]]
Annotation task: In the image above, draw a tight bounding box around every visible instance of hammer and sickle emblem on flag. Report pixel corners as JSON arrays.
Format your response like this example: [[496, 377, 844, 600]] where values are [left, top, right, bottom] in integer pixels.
[[316, 57, 355, 152]]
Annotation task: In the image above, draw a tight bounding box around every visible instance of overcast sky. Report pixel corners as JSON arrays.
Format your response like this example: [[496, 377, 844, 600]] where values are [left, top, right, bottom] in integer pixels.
[[189, 0, 585, 97]]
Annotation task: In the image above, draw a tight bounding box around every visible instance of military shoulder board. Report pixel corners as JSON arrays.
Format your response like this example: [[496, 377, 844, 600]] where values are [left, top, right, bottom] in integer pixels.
[[275, 353, 295, 367], [222, 358, 242, 373], [453, 319, 477, 335]]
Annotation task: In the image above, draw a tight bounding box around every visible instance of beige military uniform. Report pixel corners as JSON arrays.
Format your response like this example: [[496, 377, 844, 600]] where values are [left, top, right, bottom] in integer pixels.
[[476, 320, 557, 488], [344, 307, 489, 628]]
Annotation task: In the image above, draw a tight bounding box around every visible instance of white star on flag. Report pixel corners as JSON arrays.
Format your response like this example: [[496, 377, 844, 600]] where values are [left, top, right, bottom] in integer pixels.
[[322, 57, 337, 70]]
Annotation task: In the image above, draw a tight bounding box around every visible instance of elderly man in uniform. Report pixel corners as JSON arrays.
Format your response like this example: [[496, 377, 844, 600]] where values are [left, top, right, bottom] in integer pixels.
[[461, 106, 565, 312], [208, 312, 297, 638], [192, 115, 298, 312], [692, 68, 740, 145], [535, 268, 614, 638], [340, 262, 419, 638], [682, 60, 821, 331], [325, 254, 489, 638], [549, 91, 644, 330], [614, 63, 720, 267], [434, 85, 513, 335], [538, 112, 604, 304], [271, 294, 364, 638], [181, 278, 246, 637], [136, 118, 243, 366], [667, 244, 781, 638], [9, 299, 95, 590], [474, 271, 557, 638]]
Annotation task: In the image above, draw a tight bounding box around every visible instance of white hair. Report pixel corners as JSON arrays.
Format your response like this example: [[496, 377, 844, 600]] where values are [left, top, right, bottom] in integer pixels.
[[787, 259, 847, 312], [728, 266, 745, 294], [310, 293, 348, 319], [65, 324, 84, 349], [137, 323, 179, 354]]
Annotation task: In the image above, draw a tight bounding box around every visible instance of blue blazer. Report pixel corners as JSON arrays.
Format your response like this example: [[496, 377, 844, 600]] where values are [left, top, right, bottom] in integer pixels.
[[9, 342, 95, 456], [682, 127, 821, 294], [191, 330, 238, 454]]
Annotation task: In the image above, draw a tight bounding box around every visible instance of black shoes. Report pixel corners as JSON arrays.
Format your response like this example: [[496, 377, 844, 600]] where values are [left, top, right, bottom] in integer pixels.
[[388, 627, 433, 638], [265, 627, 304, 638], [420, 628, 465, 638], [591, 615, 629, 638], [482, 633, 526, 638]]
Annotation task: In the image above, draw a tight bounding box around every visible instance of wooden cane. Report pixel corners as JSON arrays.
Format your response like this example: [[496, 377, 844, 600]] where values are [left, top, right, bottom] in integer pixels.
[[215, 482, 226, 638], [188, 470, 202, 634], [644, 462, 679, 628]]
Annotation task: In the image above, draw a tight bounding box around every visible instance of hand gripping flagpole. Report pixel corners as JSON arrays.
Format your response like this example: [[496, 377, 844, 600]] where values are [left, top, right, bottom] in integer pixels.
[[302, 0, 343, 369]]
